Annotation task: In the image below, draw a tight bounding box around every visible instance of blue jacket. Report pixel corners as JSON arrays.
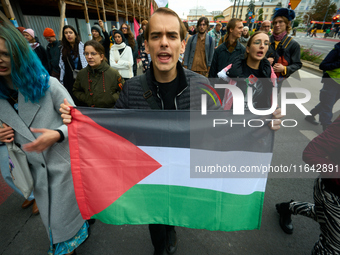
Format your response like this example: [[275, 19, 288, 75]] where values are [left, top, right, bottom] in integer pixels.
[[320, 42, 340, 83], [320, 42, 340, 73], [183, 33, 214, 70]]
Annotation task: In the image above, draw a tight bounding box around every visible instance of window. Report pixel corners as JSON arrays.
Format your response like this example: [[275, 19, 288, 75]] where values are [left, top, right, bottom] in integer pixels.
[[266, 8, 269, 12]]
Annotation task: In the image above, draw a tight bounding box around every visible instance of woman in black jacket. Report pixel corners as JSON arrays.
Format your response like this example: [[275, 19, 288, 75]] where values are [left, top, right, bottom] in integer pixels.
[[59, 25, 87, 106], [91, 20, 110, 61], [23, 28, 49, 72], [218, 31, 277, 110]]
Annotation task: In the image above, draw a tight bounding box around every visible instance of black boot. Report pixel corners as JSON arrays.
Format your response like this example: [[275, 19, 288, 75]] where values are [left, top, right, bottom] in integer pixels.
[[305, 115, 319, 125], [166, 227, 177, 254], [276, 201, 293, 234]]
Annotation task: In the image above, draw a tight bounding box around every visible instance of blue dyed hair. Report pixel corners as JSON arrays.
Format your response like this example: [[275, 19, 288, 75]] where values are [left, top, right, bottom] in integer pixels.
[[0, 22, 49, 103]]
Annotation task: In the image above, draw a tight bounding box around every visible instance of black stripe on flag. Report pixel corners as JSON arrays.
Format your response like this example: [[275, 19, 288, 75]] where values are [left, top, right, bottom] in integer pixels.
[[75, 107, 273, 153]]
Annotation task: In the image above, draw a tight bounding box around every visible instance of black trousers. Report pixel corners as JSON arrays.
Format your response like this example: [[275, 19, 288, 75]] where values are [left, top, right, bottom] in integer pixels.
[[149, 224, 175, 254]]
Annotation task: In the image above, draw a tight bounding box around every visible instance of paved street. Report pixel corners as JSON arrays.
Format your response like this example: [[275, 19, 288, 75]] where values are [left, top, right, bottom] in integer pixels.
[[1, 68, 339, 255], [292, 31, 340, 56]]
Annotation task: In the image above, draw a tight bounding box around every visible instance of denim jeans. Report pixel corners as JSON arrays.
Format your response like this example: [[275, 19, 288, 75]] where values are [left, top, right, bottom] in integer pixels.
[[319, 79, 340, 126]]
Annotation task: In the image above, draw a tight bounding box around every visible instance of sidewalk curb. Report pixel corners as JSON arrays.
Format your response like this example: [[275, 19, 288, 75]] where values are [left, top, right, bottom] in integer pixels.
[[301, 60, 323, 75]]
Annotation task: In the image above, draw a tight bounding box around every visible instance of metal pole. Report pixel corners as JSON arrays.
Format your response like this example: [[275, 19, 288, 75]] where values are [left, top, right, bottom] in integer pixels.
[[321, 5, 330, 31]]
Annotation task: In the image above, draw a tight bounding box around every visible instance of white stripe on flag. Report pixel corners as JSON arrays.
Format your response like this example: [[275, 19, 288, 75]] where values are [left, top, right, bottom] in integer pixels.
[[155, 0, 168, 7], [138, 146, 270, 195]]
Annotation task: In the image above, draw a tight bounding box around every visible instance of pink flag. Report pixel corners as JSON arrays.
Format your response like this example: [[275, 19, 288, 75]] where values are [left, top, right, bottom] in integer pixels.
[[151, 2, 154, 15], [134, 18, 140, 40]]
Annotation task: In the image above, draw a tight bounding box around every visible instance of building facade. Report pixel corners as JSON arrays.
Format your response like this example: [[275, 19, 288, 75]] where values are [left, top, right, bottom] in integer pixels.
[[187, 6, 214, 21], [223, 1, 278, 22]]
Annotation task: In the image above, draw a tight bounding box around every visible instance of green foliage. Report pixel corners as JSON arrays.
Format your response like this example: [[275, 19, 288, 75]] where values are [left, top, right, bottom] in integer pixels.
[[307, 0, 337, 22], [247, 0, 255, 14], [258, 8, 263, 21], [300, 46, 324, 63], [214, 15, 225, 21], [293, 16, 303, 27]]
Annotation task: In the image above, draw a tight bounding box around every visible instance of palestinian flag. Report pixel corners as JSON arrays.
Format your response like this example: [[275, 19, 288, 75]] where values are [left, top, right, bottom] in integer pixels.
[[68, 107, 274, 231], [155, 0, 168, 8]]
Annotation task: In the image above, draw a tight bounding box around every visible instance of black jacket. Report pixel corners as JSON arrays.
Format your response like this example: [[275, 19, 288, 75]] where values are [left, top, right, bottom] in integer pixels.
[[100, 31, 111, 61], [226, 56, 275, 109], [115, 61, 216, 110], [137, 33, 144, 52], [34, 45, 49, 73], [320, 42, 340, 81], [209, 40, 246, 78], [46, 40, 61, 74], [266, 34, 302, 79]]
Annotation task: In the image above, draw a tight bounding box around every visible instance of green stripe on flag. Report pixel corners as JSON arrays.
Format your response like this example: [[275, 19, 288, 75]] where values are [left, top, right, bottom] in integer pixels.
[[92, 184, 264, 231]]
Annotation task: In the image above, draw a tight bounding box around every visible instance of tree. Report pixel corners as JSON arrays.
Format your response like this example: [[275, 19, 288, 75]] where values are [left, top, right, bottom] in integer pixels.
[[246, 0, 255, 25], [258, 8, 263, 21], [214, 15, 224, 21], [293, 16, 303, 27], [307, 0, 337, 22], [247, 0, 255, 15], [246, 0, 255, 22]]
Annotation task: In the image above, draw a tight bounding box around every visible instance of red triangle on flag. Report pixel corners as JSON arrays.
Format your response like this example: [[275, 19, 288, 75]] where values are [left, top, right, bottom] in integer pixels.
[[68, 108, 162, 219]]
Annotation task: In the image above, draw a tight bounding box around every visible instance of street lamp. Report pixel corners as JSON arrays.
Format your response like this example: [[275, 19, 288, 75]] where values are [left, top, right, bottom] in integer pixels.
[[321, 3, 335, 30], [304, 13, 310, 25], [252, 13, 264, 31]]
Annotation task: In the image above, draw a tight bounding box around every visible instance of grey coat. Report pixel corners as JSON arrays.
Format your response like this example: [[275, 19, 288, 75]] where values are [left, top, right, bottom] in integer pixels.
[[0, 77, 84, 244], [184, 33, 215, 70]]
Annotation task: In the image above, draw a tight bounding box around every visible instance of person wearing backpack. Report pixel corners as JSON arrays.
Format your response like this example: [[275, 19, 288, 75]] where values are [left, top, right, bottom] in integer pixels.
[[208, 23, 222, 48], [183, 17, 214, 77], [266, 8, 302, 91]]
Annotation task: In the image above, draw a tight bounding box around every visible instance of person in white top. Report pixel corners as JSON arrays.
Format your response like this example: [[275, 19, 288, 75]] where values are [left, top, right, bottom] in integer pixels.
[[110, 30, 134, 80]]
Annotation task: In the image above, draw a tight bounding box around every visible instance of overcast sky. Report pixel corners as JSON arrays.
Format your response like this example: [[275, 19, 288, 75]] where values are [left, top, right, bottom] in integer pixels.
[[167, 0, 233, 19]]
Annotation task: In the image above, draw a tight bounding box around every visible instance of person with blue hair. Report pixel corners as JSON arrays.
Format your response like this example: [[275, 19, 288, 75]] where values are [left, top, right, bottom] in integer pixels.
[[0, 21, 88, 255], [266, 8, 302, 92]]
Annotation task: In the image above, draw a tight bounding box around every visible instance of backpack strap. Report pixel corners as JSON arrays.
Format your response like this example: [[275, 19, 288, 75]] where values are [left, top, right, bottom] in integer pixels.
[[140, 74, 161, 110], [281, 36, 292, 49]]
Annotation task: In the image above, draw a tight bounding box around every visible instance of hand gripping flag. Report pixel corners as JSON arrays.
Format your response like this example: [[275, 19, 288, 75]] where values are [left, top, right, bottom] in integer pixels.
[[68, 108, 274, 232]]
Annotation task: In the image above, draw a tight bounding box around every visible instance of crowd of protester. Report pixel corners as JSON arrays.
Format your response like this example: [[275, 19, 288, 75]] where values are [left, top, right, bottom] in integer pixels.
[[1, 6, 340, 255]]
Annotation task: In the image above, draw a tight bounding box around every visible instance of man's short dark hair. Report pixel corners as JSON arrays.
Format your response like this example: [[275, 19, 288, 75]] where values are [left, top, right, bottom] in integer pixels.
[[197, 17, 209, 29], [144, 7, 186, 42]]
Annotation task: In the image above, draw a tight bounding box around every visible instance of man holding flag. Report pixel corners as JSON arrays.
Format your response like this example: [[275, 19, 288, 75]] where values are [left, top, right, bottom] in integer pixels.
[[61, 7, 283, 255]]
